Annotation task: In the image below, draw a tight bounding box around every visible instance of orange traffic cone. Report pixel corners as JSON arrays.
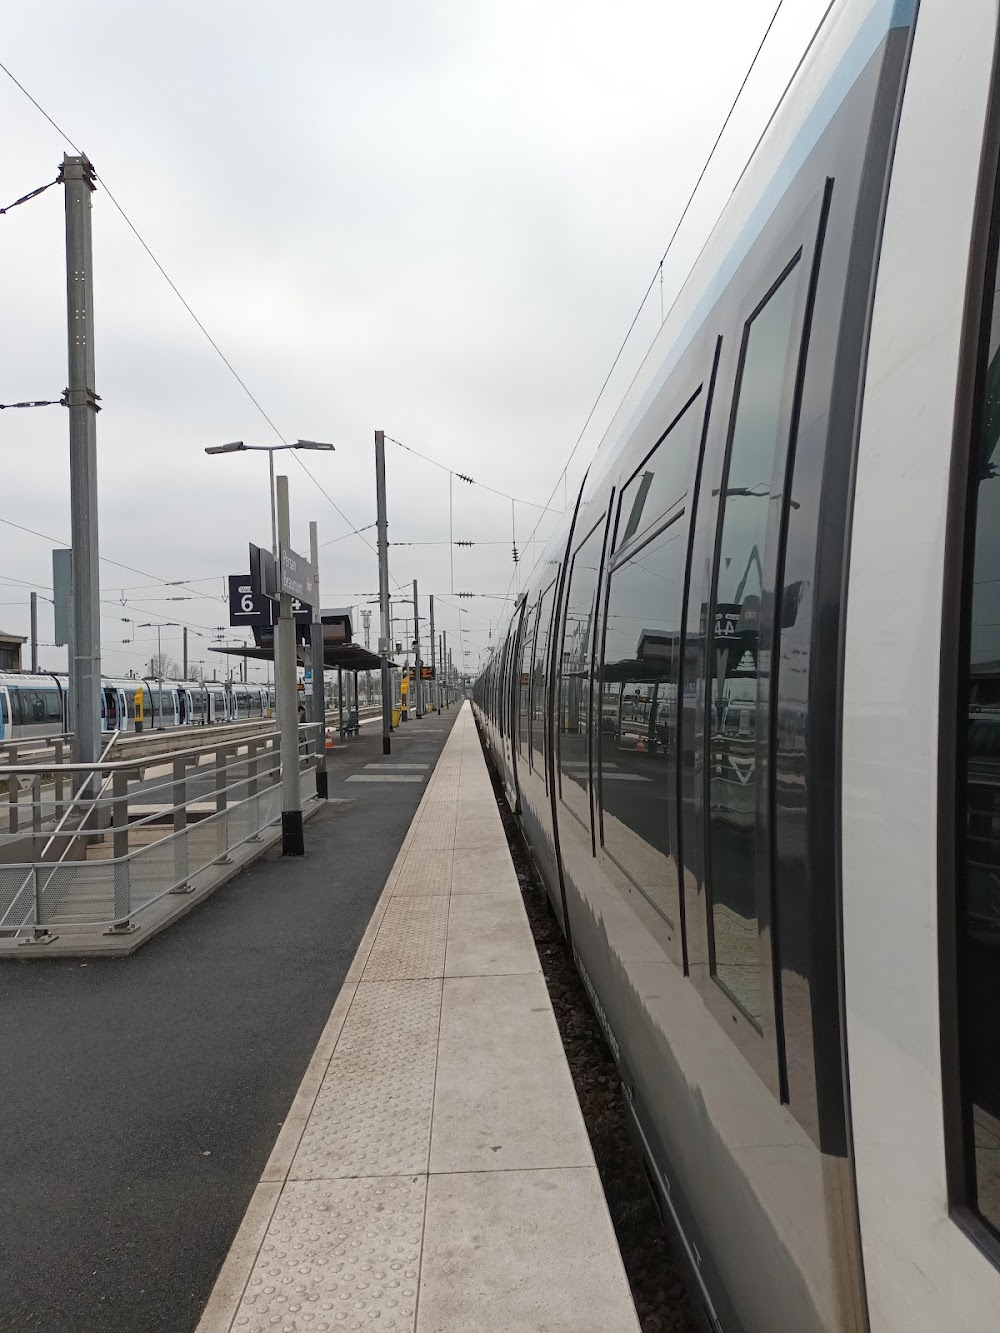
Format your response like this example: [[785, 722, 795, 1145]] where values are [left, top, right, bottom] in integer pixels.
[[635, 734, 646, 753]]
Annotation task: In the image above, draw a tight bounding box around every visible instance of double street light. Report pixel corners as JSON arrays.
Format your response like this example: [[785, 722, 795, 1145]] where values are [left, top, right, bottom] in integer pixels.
[[205, 437, 335, 855], [204, 440, 335, 557]]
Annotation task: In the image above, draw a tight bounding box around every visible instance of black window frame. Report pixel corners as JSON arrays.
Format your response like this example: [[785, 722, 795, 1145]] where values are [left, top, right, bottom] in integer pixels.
[[556, 510, 609, 837], [529, 579, 557, 776], [684, 181, 831, 1103], [940, 77, 1000, 1264]]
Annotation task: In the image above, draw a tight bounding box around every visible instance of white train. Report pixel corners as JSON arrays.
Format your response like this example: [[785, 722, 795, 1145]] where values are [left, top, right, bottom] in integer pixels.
[[475, 1, 1000, 1329], [0, 672, 276, 742]]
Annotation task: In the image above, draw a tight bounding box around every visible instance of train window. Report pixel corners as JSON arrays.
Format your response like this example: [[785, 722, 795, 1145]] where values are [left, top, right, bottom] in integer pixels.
[[530, 583, 555, 767], [558, 517, 606, 827], [707, 258, 802, 1026], [518, 602, 534, 755], [954, 213, 1000, 1241], [599, 517, 686, 925], [614, 391, 702, 555]]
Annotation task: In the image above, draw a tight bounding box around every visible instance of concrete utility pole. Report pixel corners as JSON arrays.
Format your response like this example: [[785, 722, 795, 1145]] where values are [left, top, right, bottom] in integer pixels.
[[375, 430, 392, 754], [30, 592, 38, 673], [63, 154, 101, 775], [429, 595, 436, 713], [413, 579, 423, 718], [275, 475, 303, 854], [310, 520, 327, 799]]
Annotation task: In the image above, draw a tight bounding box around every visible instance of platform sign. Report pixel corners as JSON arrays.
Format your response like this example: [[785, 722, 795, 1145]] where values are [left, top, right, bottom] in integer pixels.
[[249, 543, 278, 599], [229, 574, 274, 628], [279, 545, 316, 605], [420, 665, 435, 681]]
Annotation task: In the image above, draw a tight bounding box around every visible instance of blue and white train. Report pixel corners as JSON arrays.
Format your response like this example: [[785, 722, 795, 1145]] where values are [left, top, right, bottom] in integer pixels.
[[0, 672, 276, 742]]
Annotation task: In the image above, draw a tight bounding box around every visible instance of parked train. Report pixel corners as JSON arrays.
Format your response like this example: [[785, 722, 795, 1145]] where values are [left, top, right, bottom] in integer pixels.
[[474, 2, 1000, 1330], [0, 672, 276, 742]]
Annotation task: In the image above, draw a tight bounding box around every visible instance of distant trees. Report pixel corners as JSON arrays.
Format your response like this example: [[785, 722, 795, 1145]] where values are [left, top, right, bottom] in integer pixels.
[[149, 653, 182, 680]]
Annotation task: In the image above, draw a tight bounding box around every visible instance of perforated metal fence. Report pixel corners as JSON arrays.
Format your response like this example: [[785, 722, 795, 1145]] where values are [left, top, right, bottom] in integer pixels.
[[0, 724, 321, 936]]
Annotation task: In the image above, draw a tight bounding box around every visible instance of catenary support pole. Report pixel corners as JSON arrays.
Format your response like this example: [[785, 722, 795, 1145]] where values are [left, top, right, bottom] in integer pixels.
[[413, 579, 423, 718], [182, 626, 188, 681], [375, 430, 392, 754], [275, 475, 304, 854], [429, 595, 436, 712], [30, 592, 38, 673], [442, 631, 448, 707], [310, 520, 327, 798], [63, 153, 101, 780]]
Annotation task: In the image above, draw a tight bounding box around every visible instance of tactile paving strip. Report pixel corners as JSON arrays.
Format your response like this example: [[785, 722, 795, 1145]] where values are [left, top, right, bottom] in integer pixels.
[[361, 895, 449, 981], [291, 980, 441, 1180], [408, 805, 457, 851], [391, 849, 453, 897], [231, 1174, 425, 1332]]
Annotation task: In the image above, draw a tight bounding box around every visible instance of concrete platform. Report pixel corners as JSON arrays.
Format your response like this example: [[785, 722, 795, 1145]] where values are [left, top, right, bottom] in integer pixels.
[[197, 703, 639, 1333]]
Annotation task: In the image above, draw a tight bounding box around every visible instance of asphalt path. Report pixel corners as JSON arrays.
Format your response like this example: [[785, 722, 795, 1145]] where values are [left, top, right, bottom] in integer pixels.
[[0, 708, 458, 1333]]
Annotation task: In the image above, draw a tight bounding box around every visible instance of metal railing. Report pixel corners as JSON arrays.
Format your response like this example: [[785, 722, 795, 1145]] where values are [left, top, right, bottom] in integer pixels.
[[0, 722, 324, 940]]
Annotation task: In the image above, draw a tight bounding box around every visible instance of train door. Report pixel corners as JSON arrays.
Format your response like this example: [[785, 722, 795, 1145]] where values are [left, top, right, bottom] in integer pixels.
[[103, 686, 120, 732], [0, 687, 8, 741], [842, 8, 1000, 1329]]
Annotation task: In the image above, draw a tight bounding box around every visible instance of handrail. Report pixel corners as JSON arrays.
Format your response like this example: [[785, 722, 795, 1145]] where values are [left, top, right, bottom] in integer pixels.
[[0, 723, 321, 777], [2, 731, 121, 933]]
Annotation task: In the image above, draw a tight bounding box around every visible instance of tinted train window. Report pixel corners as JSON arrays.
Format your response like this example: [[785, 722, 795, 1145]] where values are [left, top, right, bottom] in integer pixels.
[[518, 604, 533, 754], [530, 584, 555, 764], [615, 392, 702, 554], [707, 260, 801, 1026], [956, 228, 1000, 1240], [599, 517, 687, 925], [558, 518, 605, 826]]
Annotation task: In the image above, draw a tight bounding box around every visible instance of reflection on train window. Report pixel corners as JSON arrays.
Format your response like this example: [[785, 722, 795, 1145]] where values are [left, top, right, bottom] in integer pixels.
[[558, 518, 605, 827], [599, 518, 686, 926], [707, 260, 801, 1026], [530, 584, 555, 764], [518, 606, 533, 755], [957, 249, 1000, 1240], [615, 393, 701, 554]]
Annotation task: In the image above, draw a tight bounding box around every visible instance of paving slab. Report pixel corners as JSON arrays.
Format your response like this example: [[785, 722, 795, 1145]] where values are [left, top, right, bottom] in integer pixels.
[[197, 704, 638, 1333]]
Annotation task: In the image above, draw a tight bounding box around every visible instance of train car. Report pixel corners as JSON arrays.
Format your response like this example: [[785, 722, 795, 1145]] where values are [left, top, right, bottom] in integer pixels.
[[226, 681, 269, 721], [474, 2, 1000, 1329], [0, 672, 66, 741]]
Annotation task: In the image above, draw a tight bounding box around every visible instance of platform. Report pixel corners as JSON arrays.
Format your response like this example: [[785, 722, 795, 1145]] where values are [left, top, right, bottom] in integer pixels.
[[197, 702, 639, 1333]]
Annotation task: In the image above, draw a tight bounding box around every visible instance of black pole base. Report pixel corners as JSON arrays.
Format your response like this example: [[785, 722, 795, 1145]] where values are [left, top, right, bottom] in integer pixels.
[[315, 770, 329, 800], [383, 737, 391, 755], [282, 810, 305, 856]]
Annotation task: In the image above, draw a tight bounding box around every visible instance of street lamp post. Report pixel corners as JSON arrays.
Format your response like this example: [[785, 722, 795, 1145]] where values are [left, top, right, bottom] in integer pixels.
[[137, 621, 180, 729], [205, 439, 333, 855], [205, 440, 335, 562]]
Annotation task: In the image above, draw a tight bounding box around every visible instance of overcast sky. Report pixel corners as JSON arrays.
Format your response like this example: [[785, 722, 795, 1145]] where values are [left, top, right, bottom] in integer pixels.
[[2, 0, 828, 680]]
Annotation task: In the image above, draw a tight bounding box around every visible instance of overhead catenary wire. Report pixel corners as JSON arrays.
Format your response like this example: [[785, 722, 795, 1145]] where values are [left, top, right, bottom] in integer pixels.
[[0, 515, 228, 608], [384, 435, 560, 514], [0, 59, 388, 579], [0, 174, 60, 216]]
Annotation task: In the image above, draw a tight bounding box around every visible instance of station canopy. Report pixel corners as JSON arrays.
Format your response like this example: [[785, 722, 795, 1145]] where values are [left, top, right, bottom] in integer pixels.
[[211, 606, 394, 673]]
